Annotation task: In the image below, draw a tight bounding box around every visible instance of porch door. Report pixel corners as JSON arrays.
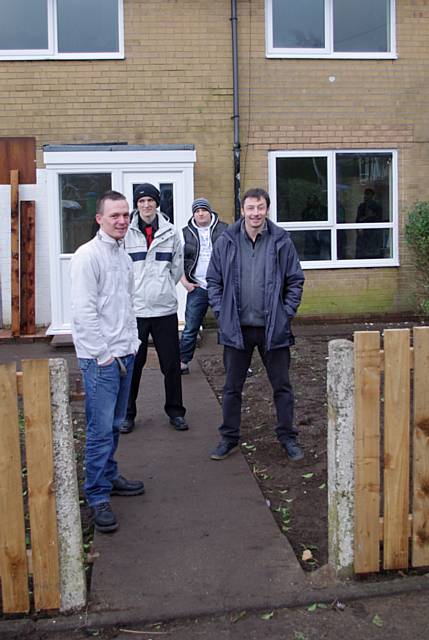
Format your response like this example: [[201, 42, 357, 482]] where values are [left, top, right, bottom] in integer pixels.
[[122, 171, 189, 323]]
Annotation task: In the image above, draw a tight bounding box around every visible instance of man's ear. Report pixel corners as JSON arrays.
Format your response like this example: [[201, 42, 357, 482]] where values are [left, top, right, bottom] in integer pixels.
[[95, 212, 102, 225]]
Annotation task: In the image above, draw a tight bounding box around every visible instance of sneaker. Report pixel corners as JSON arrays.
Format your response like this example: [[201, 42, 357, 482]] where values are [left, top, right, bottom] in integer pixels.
[[120, 418, 135, 434], [210, 440, 239, 460], [169, 416, 189, 431], [111, 474, 145, 496], [282, 439, 304, 462], [180, 362, 190, 375], [92, 502, 118, 533]]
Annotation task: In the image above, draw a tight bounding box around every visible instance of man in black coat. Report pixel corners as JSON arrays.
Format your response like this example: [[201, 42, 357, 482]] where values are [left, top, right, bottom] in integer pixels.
[[207, 187, 305, 461], [179, 198, 227, 374]]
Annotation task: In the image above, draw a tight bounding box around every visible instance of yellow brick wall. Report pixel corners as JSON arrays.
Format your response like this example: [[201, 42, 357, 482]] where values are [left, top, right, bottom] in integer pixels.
[[0, 0, 427, 318]]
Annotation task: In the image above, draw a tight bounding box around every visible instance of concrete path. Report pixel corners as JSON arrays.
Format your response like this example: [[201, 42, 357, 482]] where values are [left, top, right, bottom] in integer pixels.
[[90, 354, 306, 620]]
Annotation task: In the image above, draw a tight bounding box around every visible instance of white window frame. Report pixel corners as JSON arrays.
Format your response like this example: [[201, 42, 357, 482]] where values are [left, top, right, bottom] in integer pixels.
[[265, 0, 397, 59], [268, 149, 398, 269], [0, 0, 124, 60]]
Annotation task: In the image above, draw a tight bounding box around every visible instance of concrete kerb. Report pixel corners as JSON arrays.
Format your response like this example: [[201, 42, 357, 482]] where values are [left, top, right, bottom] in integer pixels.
[[1, 573, 429, 639]]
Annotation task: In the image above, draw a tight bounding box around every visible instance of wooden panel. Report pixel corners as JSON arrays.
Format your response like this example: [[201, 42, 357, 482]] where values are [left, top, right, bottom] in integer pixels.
[[22, 360, 60, 611], [354, 331, 381, 573], [20, 201, 36, 335], [0, 363, 30, 613], [412, 326, 429, 566], [0, 137, 36, 184], [383, 329, 410, 570], [10, 170, 20, 336]]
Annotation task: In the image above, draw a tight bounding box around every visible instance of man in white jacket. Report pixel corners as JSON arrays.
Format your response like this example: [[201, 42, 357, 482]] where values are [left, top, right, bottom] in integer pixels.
[[70, 190, 144, 534], [121, 183, 188, 433]]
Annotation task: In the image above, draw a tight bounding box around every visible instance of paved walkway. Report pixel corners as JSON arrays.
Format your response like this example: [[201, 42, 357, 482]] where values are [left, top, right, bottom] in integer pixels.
[[90, 340, 306, 619]]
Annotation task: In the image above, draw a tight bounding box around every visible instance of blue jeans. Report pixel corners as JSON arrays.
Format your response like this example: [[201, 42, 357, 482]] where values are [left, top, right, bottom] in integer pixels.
[[179, 287, 209, 364], [78, 354, 135, 507]]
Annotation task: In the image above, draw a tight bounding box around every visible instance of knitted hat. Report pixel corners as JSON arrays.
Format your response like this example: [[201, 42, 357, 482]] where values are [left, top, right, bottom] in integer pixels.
[[133, 183, 160, 208], [192, 198, 212, 215]]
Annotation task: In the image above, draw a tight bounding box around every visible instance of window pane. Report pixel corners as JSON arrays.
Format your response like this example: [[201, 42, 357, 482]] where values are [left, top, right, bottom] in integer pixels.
[[337, 228, 392, 260], [290, 230, 331, 261], [60, 174, 112, 253], [333, 0, 389, 52], [57, 0, 119, 53], [272, 0, 325, 49], [160, 183, 174, 223], [276, 157, 328, 223], [336, 153, 391, 224], [0, 0, 48, 50]]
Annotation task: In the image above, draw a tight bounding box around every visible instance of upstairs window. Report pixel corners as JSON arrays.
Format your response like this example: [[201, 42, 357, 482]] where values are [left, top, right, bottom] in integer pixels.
[[266, 0, 396, 59], [0, 0, 123, 60]]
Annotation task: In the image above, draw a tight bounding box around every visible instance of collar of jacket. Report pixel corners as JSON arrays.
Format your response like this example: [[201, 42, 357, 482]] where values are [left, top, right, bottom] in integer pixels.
[[186, 211, 219, 234], [97, 228, 124, 248], [130, 210, 175, 238], [225, 218, 288, 246]]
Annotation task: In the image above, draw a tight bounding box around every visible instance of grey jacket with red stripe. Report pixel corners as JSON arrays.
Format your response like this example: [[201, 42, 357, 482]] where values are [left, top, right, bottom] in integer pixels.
[[124, 211, 184, 318]]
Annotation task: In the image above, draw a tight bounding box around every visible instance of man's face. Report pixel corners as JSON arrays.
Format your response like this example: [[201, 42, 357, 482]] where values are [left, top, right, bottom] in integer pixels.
[[96, 198, 129, 240], [193, 207, 211, 227], [137, 196, 157, 223], [241, 196, 268, 233]]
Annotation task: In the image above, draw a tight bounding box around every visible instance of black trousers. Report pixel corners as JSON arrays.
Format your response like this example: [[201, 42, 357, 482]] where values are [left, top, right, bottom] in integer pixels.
[[126, 314, 186, 420], [220, 326, 297, 445]]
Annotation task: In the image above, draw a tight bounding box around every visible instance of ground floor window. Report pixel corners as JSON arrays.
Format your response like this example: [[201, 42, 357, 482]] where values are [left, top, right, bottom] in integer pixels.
[[268, 150, 398, 268]]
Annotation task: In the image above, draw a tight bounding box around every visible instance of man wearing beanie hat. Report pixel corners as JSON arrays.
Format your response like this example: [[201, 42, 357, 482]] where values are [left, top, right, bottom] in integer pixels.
[[121, 183, 188, 433], [179, 197, 228, 374]]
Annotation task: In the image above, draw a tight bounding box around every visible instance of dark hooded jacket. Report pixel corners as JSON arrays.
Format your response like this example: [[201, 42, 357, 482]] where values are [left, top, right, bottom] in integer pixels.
[[206, 218, 304, 351], [182, 211, 227, 283]]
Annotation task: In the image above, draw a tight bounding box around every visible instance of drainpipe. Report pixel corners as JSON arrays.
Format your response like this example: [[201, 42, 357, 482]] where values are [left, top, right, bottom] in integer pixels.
[[231, 0, 241, 220]]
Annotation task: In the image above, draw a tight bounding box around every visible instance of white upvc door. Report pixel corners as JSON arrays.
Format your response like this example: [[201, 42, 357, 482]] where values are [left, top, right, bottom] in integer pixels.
[[45, 148, 195, 334]]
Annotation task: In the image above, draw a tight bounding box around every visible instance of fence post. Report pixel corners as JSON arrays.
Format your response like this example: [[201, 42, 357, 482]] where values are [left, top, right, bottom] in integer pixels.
[[49, 358, 87, 612], [327, 339, 355, 577]]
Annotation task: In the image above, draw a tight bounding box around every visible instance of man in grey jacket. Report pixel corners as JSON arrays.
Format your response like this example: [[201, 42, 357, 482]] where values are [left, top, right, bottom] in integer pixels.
[[121, 183, 188, 433], [70, 190, 144, 534], [207, 187, 305, 461]]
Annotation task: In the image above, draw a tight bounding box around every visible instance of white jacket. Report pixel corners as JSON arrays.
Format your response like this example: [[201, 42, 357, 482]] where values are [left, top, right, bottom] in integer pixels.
[[125, 211, 183, 317], [70, 230, 140, 363]]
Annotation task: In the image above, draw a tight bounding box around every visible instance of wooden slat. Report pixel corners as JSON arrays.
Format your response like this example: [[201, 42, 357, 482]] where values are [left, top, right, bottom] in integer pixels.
[[10, 169, 20, 336], [22, 360, 60, 611], [412, 326, 429, 566], [383, 329, 410, 570], [354, 331, 381, 573], [0, 363, 30, 613], [0, 137, 36, 184], [20, 201, 36, 335]]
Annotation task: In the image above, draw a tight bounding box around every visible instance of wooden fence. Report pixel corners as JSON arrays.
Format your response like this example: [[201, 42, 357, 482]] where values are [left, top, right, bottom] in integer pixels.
[[354, 327, 429, 573], [0, 359, 60, 613]]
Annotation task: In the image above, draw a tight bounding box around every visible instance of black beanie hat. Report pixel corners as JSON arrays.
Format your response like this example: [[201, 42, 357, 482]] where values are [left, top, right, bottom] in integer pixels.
[[133, 183, 160, 208]]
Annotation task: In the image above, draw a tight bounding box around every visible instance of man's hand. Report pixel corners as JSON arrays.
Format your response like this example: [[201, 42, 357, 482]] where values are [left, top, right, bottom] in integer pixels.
[[180, 275, 199, 293]]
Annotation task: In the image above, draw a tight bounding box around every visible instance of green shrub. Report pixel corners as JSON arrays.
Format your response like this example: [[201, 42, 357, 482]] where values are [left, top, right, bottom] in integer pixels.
[[405, 201, 429, 315]]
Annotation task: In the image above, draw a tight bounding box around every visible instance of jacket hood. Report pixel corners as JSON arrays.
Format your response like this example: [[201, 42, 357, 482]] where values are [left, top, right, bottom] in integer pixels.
[[186, 210, 220, 230]]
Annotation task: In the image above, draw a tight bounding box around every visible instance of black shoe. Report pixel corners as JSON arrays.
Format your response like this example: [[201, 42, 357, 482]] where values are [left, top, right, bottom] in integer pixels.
[[210, 440, 239, 460], [120, 418, 135, 434], [92, 502, 118, 533], [111, 474, 145, 496], [282, 439, 304, 462], [169, 416, 189, 431]]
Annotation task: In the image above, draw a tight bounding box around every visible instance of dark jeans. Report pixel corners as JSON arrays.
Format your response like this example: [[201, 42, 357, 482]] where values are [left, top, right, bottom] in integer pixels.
[[126, 314, 186, 420], [220, 326, 297, 445], [179, 287, 209, 364]]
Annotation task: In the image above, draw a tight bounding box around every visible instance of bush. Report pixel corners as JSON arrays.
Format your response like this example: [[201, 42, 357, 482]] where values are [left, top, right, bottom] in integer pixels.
[[405, 201, 429, 315]]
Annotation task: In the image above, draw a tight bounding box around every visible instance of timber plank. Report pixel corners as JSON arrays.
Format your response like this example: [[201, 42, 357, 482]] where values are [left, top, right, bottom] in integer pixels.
[[412, 327, 429, 566], [20, 201, 36, 335], [0, 363, 30, 613], [383, 329, 410, 570], [354, 331, 381, 573], [10, 170, 20, 336], [0, 137, 36, 184], [22, 359, 60, 611]]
